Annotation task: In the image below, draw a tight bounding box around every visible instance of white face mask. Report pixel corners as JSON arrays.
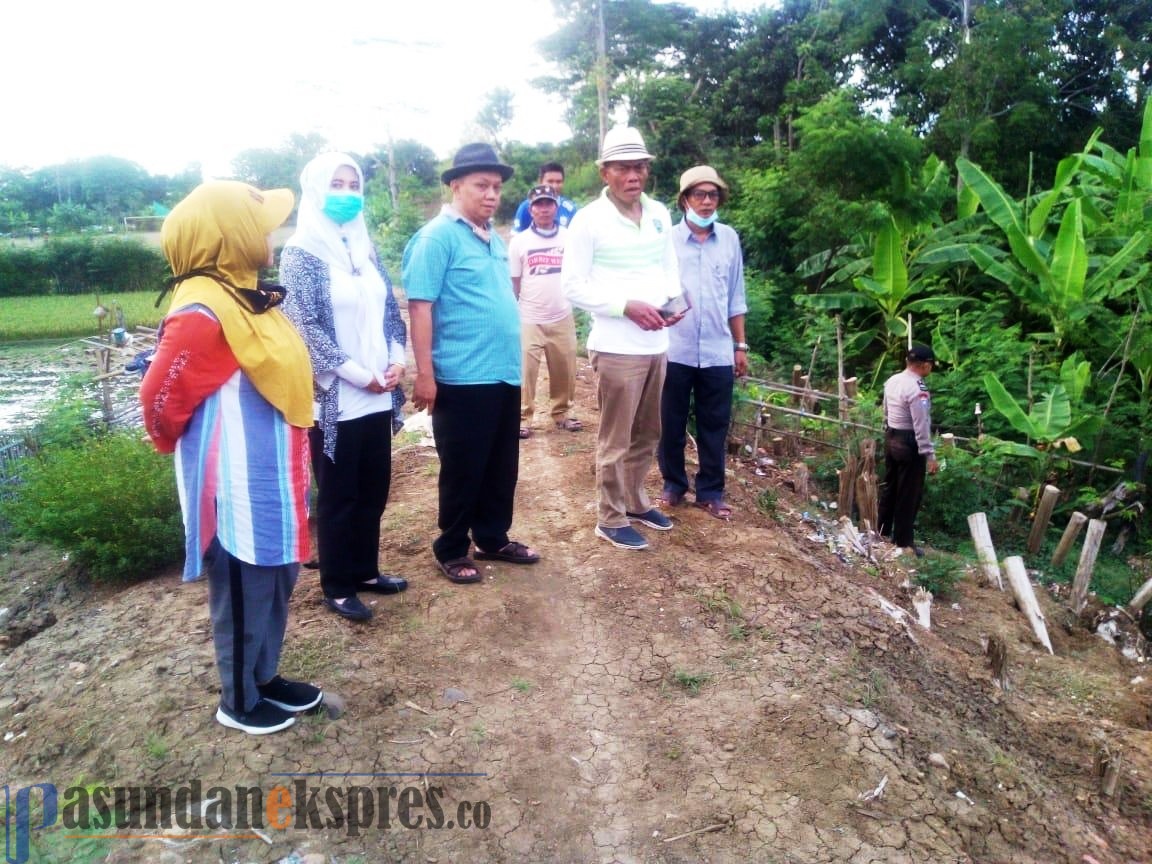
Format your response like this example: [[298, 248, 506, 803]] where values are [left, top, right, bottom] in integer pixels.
[[685, 207, 717, 228]]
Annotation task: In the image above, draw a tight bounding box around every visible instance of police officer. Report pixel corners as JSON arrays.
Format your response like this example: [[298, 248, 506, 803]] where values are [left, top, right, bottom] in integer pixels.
[[878, 344, 939, 554]]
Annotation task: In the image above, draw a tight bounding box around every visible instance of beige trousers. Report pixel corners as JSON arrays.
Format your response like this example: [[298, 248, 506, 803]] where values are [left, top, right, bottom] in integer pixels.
[[521, 314, 577, 424], [589, 351, 666, 527]]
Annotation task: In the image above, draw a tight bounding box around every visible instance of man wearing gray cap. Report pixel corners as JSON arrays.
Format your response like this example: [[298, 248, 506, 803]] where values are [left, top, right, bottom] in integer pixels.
[[402, 143, 540, 583], [878, 344, 940, 555], [562, 127, 685, 551]]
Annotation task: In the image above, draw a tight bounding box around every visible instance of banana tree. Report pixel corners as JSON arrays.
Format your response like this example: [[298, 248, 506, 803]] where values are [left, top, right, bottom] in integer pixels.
[[981, 354, 1102, 460], [958, 99, 1152, 347], [796, 155, 979, 363]]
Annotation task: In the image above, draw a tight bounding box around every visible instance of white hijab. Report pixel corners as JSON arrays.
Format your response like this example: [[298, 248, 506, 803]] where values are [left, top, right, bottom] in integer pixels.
[[285, 151, 376, 274], [286, 152, 387, 383]]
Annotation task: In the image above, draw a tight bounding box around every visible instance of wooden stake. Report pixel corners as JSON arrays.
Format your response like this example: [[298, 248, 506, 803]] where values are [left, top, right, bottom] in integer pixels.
[[967, 512, 1003, 590], [794, 462, 810, 500], [1095, 745, 1124, 798], [984, 635, 1009, 691], [856, 439, 878, 532], [1050, 512, 1088, 568], [1003, 556, 1054, 654], [912, 588, 932, 629], [838, 451, 859, 517], [1026, 484, 1061, 555], [1070, 519, 1107, 614], [1126, 576, 1152, 616]]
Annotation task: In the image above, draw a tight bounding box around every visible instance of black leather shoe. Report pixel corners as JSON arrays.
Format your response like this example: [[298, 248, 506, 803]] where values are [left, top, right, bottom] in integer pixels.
[[359, 574, 408, 595], [324, 595, 372, 621]]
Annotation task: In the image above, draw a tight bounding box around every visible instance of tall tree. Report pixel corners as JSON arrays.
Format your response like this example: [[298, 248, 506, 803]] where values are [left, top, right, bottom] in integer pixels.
[[536, 0, 699, 143]]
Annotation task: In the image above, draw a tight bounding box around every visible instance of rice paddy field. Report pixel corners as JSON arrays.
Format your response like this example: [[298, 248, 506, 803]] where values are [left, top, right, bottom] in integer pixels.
[[0, 292, 164, 342]]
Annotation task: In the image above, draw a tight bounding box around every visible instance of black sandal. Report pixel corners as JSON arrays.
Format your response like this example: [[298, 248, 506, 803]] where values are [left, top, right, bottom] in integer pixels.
[[474, 541, 540, 564]]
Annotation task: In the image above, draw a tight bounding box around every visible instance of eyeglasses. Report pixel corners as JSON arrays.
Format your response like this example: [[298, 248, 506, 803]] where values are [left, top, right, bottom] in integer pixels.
[[688, 189, 721, 202]]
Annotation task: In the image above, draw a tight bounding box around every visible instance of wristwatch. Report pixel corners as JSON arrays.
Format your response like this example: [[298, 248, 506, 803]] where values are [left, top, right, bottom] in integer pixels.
[[733, 342, 749, 351]]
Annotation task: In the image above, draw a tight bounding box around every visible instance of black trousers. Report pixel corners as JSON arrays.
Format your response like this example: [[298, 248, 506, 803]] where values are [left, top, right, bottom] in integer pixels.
[[658, 362, 734, 502], [877, 428, 927, 548], [431, 382, 520, 562], [206, 538, 297, 713], [309, 412, 392, 599]]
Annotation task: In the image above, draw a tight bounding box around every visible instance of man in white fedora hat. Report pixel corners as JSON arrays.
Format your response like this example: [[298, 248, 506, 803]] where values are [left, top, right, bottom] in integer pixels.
[[562, 126, 685, 551]]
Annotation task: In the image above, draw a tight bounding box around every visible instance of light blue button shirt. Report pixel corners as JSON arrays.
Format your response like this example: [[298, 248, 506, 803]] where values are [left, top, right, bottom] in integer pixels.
[[666, 220, 747, 368]]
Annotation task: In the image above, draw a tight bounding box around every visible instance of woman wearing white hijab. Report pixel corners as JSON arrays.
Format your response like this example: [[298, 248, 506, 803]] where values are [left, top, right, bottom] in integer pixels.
[[282, 152, 409, 622]]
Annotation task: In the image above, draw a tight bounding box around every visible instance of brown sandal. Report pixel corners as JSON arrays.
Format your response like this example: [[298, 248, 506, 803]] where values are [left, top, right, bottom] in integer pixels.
[[694, 499, 733, 520], [437, 557, 482, 584]]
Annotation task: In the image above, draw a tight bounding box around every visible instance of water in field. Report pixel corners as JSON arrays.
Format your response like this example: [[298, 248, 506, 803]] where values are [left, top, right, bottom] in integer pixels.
[[0, 338, 146, 435]]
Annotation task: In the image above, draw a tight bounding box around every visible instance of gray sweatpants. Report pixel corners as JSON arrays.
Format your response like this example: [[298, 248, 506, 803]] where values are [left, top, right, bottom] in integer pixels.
[[206, 539, 298, 713]]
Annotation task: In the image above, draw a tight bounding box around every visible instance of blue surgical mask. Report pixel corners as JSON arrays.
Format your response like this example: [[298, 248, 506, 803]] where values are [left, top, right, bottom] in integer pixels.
[[323, 193, 363, 225], [685, 207, 718, 229]]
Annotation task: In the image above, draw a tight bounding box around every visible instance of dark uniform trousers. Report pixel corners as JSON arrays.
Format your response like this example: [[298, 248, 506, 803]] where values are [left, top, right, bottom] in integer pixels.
[[878, 428, 927, 548]]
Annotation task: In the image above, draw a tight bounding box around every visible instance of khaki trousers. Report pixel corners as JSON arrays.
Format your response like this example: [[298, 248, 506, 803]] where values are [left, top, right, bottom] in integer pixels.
[[521, 314, 578, 424], [590, 351, 666, 527]]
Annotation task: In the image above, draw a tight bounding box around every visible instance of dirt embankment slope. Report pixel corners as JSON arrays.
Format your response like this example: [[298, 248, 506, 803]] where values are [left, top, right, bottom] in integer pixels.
[[2, 364, 1150, 864]]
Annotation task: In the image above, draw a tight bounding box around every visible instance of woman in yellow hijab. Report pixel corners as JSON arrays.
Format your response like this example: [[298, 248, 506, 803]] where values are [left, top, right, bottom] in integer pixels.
[[141, 181, 324, 735]]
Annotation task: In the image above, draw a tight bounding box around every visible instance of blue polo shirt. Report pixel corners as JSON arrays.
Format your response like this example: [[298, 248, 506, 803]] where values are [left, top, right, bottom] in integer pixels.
[[401, 212, 521, 385]]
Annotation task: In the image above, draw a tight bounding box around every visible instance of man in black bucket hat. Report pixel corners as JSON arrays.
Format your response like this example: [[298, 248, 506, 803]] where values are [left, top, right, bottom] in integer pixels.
[[878, 343, 939, 556], [402, 143, 540, 585]]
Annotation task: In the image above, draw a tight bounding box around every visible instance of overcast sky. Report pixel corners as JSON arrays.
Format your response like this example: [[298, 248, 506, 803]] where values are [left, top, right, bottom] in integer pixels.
[[2, 0, 759, 178]]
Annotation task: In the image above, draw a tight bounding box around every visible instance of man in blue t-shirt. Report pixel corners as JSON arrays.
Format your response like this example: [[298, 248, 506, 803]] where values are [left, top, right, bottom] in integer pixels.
[[403, 142, 540, 585], [511, 161, 578, 232]]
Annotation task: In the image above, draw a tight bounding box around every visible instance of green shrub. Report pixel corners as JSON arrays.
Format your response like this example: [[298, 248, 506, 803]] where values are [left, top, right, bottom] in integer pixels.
[[0, 432, 182, 581], [911, 551, 963, 599]]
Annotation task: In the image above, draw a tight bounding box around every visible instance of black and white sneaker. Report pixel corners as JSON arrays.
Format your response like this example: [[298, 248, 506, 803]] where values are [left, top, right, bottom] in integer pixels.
[[257, 676, 323, 712], [216, 700, 296, 735]]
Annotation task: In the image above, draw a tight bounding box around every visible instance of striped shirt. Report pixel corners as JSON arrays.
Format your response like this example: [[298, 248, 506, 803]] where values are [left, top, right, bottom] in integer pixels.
[[174, 370, 311, 581], [562, 189, 681, 355]]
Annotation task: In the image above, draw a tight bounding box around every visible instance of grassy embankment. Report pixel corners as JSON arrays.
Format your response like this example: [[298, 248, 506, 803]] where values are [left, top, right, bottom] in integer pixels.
[[0, 292, 164, 342]]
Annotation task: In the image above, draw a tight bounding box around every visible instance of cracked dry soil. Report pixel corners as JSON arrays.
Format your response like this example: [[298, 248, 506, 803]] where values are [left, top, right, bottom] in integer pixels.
[[2, 361, 1151, 864]]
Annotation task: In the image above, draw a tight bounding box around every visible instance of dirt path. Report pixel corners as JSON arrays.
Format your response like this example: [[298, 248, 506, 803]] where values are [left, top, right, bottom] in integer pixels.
[[2, 364, 1150, 864]]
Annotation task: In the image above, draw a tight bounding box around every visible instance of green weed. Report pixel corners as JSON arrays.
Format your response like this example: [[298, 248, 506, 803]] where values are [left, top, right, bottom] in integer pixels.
[[672, 669, 710, 696]]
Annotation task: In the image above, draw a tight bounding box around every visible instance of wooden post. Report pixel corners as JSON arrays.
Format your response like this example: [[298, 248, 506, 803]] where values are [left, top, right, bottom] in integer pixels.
[[984, 635, 1009, 691], [1095, 745, 1124, 798], [912, 588, 932, 630], [855, 439, 878, 532], [836, 316, 846, 422], [940, 432, 955, 449], [1003, 556, 1054, 654], [838, 451, 858, 517], [843, 377, 858, 400], [1070, 519, 1107, 614], [967, 512, 1003, 590], [1026, 484, 1061, 555], [790, 364, 803, 406], [794, 462, 809, 500], [1126, 576, 1152, 616], [1050, 512, 1088, 568], [771, 436, 786, 459]]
